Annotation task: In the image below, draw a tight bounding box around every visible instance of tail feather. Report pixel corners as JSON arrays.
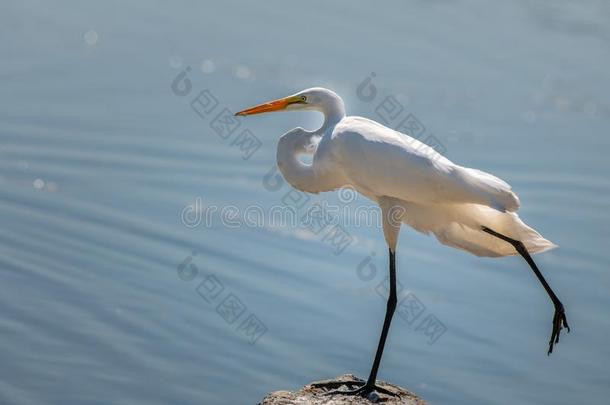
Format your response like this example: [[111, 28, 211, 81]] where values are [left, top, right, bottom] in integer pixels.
[[433, 212, 557, 257], [457, 167, 520, 212], [400, 201, 556, 257]]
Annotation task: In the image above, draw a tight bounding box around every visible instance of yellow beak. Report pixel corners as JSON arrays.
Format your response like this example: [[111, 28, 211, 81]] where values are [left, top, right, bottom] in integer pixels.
[[234, 95, 303, 116]]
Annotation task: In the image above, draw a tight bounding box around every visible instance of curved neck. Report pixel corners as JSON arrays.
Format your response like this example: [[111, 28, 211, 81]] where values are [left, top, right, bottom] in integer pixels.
[[277, 92, 347, 193], [276, 129, 345, 193], [277, 129, 323, 193], [318, 95, 346, 132]]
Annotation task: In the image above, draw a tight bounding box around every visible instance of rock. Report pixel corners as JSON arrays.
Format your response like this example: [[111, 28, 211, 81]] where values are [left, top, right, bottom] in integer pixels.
[[258, 374, 427, 405]]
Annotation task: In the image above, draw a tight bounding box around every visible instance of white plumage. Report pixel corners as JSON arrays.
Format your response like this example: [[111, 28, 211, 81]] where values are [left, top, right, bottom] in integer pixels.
[[242, 88, 555, 257], [235, 87, 569, 390], [324, 115, 555, 257]]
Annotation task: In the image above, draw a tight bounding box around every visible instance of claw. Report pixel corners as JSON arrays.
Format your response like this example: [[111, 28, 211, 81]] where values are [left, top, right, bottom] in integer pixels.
[[310, 380, 365, 389], [311, 379, 400, 400], [547, 303, 569, 355], [326, 384, 399, 399]]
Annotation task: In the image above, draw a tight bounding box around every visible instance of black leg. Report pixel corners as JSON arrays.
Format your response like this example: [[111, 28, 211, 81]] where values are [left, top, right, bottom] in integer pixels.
[[314, 248, 399, 398], [366, 248, 398, 386], [482, 226, 570, 354]]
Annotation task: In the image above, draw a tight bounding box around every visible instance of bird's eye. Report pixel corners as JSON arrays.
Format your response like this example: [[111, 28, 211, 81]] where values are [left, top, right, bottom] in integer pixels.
[[300, 96, 307, 102]]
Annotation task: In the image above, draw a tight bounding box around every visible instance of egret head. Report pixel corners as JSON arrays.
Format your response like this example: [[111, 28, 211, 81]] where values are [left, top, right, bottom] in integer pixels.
[[235, 87, 345, 117]]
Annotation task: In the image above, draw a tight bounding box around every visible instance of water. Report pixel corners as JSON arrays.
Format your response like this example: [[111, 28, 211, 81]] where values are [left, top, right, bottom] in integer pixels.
[[2, 1, 610, 404]]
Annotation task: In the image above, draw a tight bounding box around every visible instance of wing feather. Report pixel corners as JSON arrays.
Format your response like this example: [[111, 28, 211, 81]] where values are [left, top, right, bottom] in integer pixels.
[[331, 117, 520, 212]]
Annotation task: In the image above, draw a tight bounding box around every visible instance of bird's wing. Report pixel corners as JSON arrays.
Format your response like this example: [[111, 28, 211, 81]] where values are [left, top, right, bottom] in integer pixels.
[[331, 117, 520, 212]]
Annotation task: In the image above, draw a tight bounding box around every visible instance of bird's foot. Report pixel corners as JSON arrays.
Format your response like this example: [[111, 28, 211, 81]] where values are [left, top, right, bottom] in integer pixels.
[[310, 379, 365, 390], [548, 302, 570, 355], [312, 379, 399, 401]]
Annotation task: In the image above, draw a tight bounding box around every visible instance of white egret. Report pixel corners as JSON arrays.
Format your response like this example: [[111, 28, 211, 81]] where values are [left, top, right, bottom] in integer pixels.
[[235, 87, 569, 398]]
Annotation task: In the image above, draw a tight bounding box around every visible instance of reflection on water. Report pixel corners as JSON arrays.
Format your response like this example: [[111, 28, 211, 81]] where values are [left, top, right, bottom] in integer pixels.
[[2, 1, 610, 404]]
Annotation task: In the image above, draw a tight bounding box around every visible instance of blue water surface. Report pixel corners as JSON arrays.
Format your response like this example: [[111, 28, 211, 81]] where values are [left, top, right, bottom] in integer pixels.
[[2, 1, 610, 404]]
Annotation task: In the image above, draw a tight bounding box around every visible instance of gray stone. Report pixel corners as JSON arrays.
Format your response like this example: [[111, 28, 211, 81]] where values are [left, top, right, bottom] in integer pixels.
[[258, 374, 427, 405]]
